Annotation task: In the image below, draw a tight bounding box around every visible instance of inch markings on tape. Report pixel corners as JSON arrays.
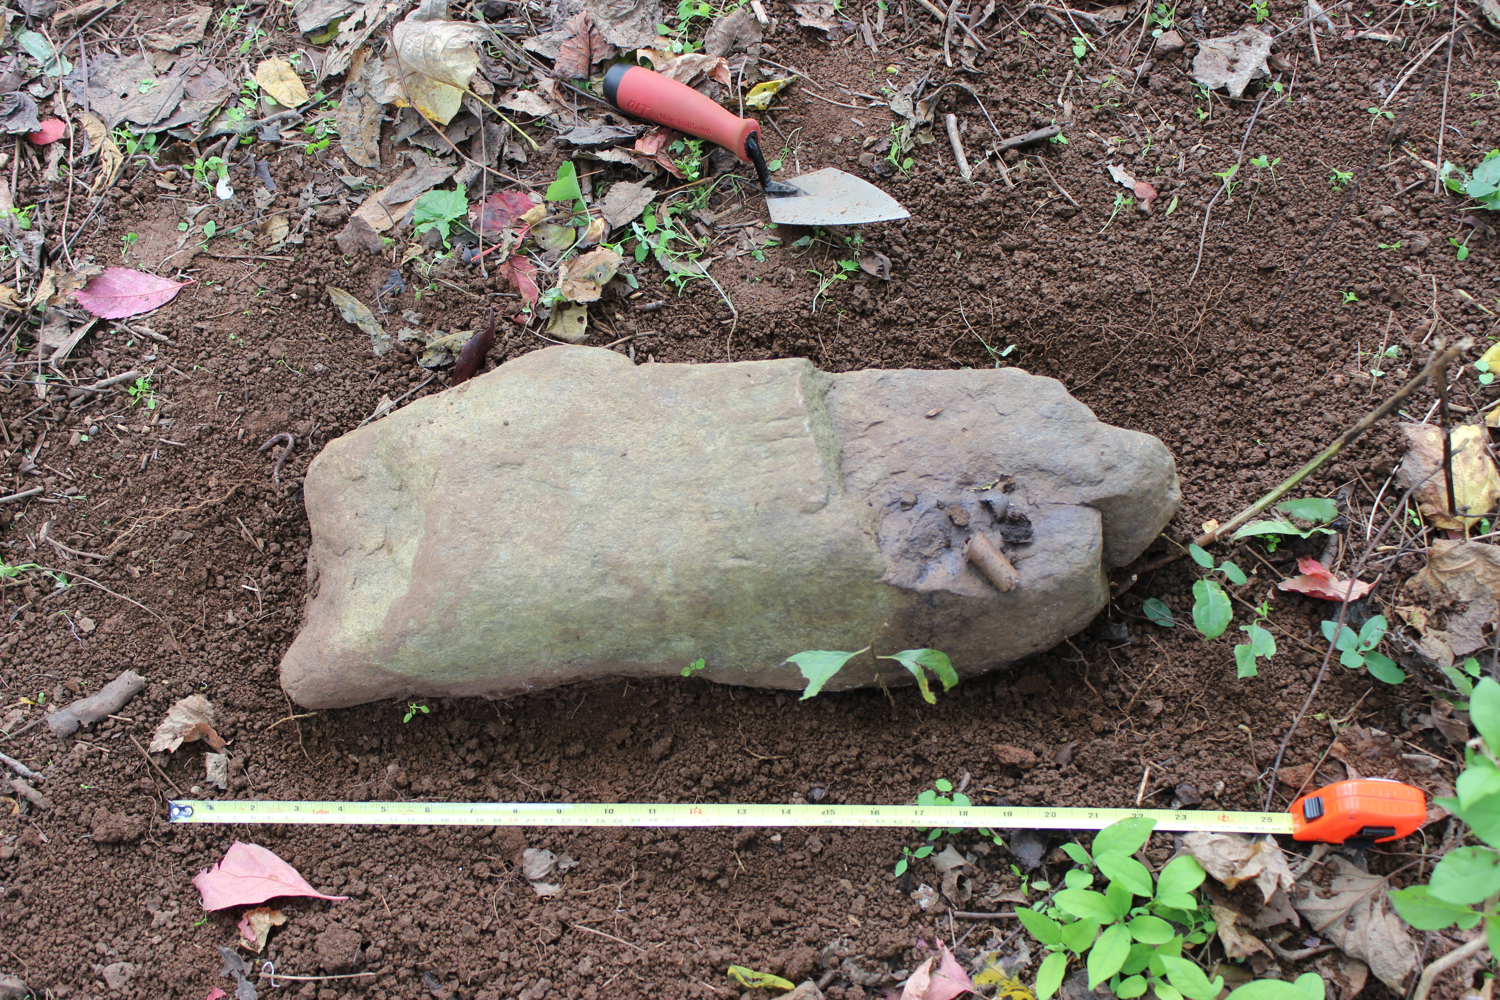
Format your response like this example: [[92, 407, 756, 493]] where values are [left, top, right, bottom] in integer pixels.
[[167, 800, 1295, 835]]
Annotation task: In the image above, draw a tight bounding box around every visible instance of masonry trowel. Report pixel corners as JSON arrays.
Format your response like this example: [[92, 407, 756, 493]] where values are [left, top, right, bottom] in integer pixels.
[[603, 64, 909, 227]]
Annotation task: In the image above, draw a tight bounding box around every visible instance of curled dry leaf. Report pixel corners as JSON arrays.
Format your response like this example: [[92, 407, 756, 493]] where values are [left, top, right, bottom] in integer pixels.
[[1293, 856, 1416, 991], [859, 251, 892, 280], [391, 16, 485, 125], [547, 303, 590, 343], [743, 77, 794, 109], [205, 752, 230, 790], [1278, 557, 1376, 602], [581, 0, 663, 49], [636, 50, 731, 90], [1182, 832, 1295, 903], [194, 842, 349, 911], [1398, 424, 1500, 530], [552, 11, 613, 79], [72, 267, 193, 319], [556, 248, 622, 302], [76, 111, 123, 196], [328, 287, 391, 355], [598, 178, 656, 230], [236, 906, 286, 952], [634, 127, 686, 177], [703, 7, 763, 55], [1210, 903, 1271, 959], [792, 0, 856, 40], [253, 58, 309, 108], [1192, 27, 1273, 98], [149, 694, 227, 753]]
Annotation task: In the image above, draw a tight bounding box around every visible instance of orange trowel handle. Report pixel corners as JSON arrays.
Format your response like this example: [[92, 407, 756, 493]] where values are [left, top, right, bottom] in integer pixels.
[[604, 64, 761, 163]]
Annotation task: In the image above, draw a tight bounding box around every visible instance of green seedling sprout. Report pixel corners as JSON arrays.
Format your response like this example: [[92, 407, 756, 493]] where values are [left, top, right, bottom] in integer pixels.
[[403, 702, 430, 723], [1100, 192, 1131, 232], [680, 657, 706, 678], [1323, 616, 1403, 684], [1328, 167, 1354, 190], [1449, 235, 1471, 261], [1187, 544, 1244, 640], [413, 184, 469, 247], [1248, 154, 1280, 187]]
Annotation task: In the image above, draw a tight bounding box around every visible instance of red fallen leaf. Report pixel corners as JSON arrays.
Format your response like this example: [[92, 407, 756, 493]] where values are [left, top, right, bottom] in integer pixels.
[[496, 255, 540, 308], [193, 841, 349, 911], [1278, 557, 1375, 602], [926, 945, 975, 1000], [473, 190, 536, 234], [552, 11, 611, 79], [205, 990, 227, 1000], [1134, 180, 1159, 203], [73, 267, 194, 319], [29, 118, 66, 144], [634, 127, 686, 178]]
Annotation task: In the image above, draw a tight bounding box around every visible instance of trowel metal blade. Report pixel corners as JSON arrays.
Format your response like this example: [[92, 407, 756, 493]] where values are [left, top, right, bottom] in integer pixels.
[[763, 168, 909, 226]]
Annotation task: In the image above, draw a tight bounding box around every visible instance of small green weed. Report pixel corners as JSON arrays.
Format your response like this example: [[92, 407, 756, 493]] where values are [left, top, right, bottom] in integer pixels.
[[1070, 35, 1088, 60], [1365, 344, 1399, 377], [727, 966, 794, 991], [681, 657, 706, 678], [1233, 601, 1276, 678], [1438, 656, 1484, 708], [413, 184, 469, 247], [1439, 149, 1500, 211], [126, 375, 158, 410], [1213, 163, 1239, 196], [1323, 616, 1403, 683], [1340, 290, 1359, 303], [121, 232, 139, 260], [1475, 358, 1495, 385], [808, 259, 859, 310], [1232, 496, 1338, 552], [1248, 154, 1280, 186], [1449, 235, 1471, 261], [1245, 0, 1268, 20], [894, 843, 935, 876], [1187, 544, 1244, 639], [403, 702, 430, 723], [1377, 239, 1402, 250], [668, 137, 706, 181], [1148, 3, 1174, 36], [785, 647, 956, 702], [1328, 168, 1354, 190], [1366, 106, 1395, 131], [1100, 192, 1131, 232], [191, 155, 228, 193]]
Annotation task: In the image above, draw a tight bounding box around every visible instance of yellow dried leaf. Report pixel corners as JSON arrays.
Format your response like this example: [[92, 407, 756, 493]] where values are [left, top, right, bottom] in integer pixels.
[[392, 18, 484, 125], [557, 249, 621, 302], [254, 57, 309, 108], [76, 111, 123, 195], [1398, 424, 1500, 530], [237, 906, 287, 952], [743, 77, 794, 109], [0, 285, 23, 312]]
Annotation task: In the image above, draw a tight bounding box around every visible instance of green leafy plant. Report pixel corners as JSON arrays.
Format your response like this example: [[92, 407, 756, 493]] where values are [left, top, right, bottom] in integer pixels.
[[121, 232, 139, 260], [403, 702, 430, 723], [1019, 819, 1324, 1000], [0, 560, 43, 580], [785, 647, 956, 702], [668, 137, 706, 181], [1377, 239, 1402, 250], [1232, 497, 1339, 552], [807, 259, 860, 310], [894, 842, 935, 877], [1322, 616, 1403, 684], [1340, 290, 1359, 303], [1141, 597, 1175, 628], [681, 657, 706, 678], [1365, 343, 1399, 377], [1328, 167, 1354, 190], [1213, 163, 1239, 196], [1476, 358, 1495, 386], [1438, 656, 1484, 709], [1390, 677, 1500, 945], [1071, 35, 1089, 59], [1366, 106, 1395, 131], [1188, 544, 1244, 639], [1245, 0, 1269, 20], [1148, 3, 1174, 36], [1449, 235, 1471, 261], [1233, 601, 1276, 678], [1248, 154, 1280, 187], [126, 375, 158, 410], [413, 184, 469, 247], [1440, 149, 1500, 211], [1101, 192, 1132, 232]]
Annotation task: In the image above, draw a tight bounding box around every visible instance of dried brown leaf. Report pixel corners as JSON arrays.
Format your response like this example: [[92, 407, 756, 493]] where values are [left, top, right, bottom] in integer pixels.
[[1398, 425, 1500, 530], [553, 12, 614, 79], [1293, 856, 1417, 991], [391, 16, 485, 125], [1210, 904, 1271, 959], [1182, 832, 1295, 903], [149, 694, 227, 753], [1192, 27, 1273, 98]]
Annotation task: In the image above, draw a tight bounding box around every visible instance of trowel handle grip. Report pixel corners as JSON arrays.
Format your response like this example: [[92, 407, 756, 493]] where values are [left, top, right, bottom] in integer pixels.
[[603, 64, 760, 163]]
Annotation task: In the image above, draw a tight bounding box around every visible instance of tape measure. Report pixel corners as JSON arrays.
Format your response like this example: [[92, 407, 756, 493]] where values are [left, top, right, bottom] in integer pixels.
[[167, 780, 1426, 845]]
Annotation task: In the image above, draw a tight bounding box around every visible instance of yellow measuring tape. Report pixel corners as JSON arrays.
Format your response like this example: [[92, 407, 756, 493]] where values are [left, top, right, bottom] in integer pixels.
[[168, 800, 1295, 834]]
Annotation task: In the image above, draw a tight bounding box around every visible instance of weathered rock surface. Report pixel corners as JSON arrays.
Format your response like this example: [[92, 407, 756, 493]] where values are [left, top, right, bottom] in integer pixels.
[[281, 347, 1178, 708]]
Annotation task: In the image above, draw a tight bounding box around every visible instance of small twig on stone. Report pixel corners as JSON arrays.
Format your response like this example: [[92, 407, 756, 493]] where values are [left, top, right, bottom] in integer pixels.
[[945, 114, 972, 181], [1413, 935, 1488, 1000], [257, 433, 294, 485], [965, 532, 1019, 591]]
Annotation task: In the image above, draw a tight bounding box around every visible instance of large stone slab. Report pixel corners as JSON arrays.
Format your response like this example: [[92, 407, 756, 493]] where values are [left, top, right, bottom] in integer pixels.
[[281, 347, 1179, 708]]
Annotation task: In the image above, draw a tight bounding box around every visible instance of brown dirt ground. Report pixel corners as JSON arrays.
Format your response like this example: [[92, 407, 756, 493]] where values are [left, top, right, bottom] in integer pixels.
[[2, 1, 1498, 998]]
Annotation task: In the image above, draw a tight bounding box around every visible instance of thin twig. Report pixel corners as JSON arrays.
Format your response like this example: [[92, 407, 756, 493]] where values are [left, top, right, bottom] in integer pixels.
[[945, 114, 972, 181], [1434, 348, 1458, 519], [1431, 0, 1457, 195], [569, 923, 646, 952], [128, 734, 184, 796], [1412, 936, 1488, 1000], [1189, 89, 1270, 285], [1035, 157, 1077, 206], [0, 750, 41, 782]]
